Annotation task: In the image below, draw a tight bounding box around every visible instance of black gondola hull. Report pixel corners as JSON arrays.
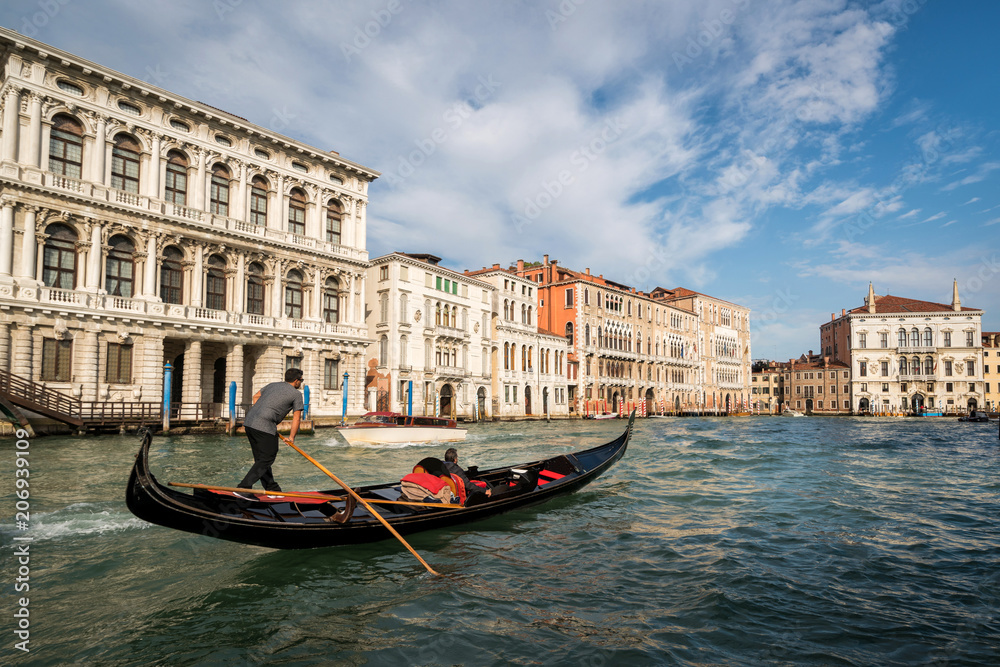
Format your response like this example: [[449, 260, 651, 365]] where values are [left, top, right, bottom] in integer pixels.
[[126, 414, 633, 550]]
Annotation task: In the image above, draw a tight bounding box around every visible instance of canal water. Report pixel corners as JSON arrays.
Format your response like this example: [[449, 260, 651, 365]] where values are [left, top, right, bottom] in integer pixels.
[[3, 417, 999, 666]]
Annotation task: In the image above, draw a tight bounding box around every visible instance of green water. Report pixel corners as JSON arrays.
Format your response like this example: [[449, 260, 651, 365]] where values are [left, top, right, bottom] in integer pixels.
[[3, 417, 999, 665]]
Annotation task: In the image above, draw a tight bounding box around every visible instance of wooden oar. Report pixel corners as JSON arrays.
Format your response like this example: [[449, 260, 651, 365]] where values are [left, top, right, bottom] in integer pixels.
[[167, 482, 462, 509], [279, 435, 441, 576]]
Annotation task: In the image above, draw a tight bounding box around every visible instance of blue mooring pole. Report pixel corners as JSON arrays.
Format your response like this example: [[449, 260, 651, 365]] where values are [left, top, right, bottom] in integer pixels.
[[341, 372, 349, 425], [228, 381, 236, 434], [408, 380, 413, 417], [162, 362, 172, 432], [303, 384, 310, 420]]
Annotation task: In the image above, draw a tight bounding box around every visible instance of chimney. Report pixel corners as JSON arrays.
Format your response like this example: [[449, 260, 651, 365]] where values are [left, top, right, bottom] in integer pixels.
[[493, 263, 500, 270], [585, 268, 590, 275], [831, 313, 835, 321], [823, 356, 829, 368], [517, 259, 524, 272], [543, 254, 549, 265], [841, 308, 846, 316], [951, 278, 961, 312]]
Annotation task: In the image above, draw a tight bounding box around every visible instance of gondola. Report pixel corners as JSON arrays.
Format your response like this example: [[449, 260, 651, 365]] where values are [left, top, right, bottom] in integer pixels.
[[125, 412, 634, 549]]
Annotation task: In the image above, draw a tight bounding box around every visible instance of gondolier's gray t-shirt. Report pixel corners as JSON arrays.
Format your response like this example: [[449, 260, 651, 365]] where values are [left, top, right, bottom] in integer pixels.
[[243, 382, 303, 435]]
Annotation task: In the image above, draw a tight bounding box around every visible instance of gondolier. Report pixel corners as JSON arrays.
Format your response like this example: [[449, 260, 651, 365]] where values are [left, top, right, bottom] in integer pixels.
[[237, 368, 304, 493]]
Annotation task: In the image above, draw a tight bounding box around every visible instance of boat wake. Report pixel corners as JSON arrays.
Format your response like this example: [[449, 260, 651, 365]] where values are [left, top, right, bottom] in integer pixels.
[[1, 503, 150, 543]]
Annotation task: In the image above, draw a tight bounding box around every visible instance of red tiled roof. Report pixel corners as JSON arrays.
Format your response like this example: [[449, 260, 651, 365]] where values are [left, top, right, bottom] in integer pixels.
[[847, 295, 982, 314]]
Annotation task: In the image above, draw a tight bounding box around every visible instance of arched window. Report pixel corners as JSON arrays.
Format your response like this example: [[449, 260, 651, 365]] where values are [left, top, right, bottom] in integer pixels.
[[48, 114, 83, 178], [206, 255, 226, 310], [250, 176, 268, 227], [565, 321, 574, 346], [399, 293, 408, 321], [527, 347, 532, 370], [399, 335, 408, 366], [924, 357, 933, 376], [111, 134, 141, 193], [323, 277, 340, 323], [379, 293, 389, 323], [105, 235, 135, 297], [504, 342, 510, 370], [482, 312, 489, 336], [424, 338, 432, 367], [584, 324, 590, 346], [246, 262, 265, 315], [164, 150, 188, 205], [521, 304, 526, 323], [912, 356, 920, 375], [42, 223, 77, 289], [910, 328, 919, 347], [288, 188, 306, 235], [522, 345, 527, 371], [527, 306, 532, 325], [897, 329, 906, 347], [326, 200, 342, 244], [159, 246, 184, 304], [379, 334, 388, 366], [210, 164, 231, 216], [435, 302, 442, 326], [899, 357, 907, 375], [284, 269, 303, 319], [923, 328, 932, 347]]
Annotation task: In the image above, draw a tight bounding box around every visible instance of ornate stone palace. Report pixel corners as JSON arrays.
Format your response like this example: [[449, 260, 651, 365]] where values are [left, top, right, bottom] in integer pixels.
[[0, 28, 379, 418]]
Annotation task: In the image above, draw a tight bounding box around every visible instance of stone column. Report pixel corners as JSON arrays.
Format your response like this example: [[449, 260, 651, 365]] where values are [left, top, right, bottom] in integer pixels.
[[232, 161, 247, 220], [86, 222, 102, 291], [77, 330, 100, 402], [346, 273, 356, 325], [1, 87, 20, 163], [357, 273, 366, 324], [138, 334, 164, 406], [92, 115, 107, 184], [26, 93, 42, 169], [312, 267, 323, 321], [234, 253, 245, 314], [356, 200, 367, 250], [269, 174, 284, 230], [10, 325, 33, 379], [0, 201, 14, 280], [225, 342, 244, 405], [191, 244, 204, 308], [17, 205, 37, 282], [142, 233, 157, 298], [0, 322, 10, 373], [148, 133, 161, 199], [194, 149, 207, 210], [342, 197, 355, 248], [272, 261, 284, 319], [182, 339, 202, 406]]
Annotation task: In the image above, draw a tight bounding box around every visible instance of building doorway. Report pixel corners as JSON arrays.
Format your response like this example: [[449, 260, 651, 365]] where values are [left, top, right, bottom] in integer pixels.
[[542, 387, 548, 416], [525, 385, 532, 415], [912, 394, 924, 414], [859, 397, 870, 414], [439, 384, 453, 418], [212, 357, 226, 404], [805, 398, 814, 414], [967, 398, 978, 413], [477, 387, 487, 420]]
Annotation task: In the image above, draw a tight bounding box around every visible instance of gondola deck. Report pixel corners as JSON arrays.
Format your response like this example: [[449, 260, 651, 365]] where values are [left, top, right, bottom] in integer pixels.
[[125, 412, 634, 549]]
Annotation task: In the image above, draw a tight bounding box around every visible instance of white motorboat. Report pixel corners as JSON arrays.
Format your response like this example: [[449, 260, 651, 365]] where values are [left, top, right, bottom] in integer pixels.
[[782, 409, 805, 417], [336, 412, 467, 445]]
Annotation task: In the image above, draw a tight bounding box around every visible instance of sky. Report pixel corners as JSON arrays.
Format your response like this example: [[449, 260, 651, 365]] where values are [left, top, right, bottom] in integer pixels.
[[2, 0, 997, 359]]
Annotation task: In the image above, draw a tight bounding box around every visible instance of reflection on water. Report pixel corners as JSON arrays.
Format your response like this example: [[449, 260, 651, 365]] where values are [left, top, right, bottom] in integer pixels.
[[3, 417, 1000, 665]]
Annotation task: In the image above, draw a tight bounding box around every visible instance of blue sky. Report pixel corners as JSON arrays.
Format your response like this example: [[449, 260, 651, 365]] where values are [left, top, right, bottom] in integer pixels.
[[2, 0, 997, 359]]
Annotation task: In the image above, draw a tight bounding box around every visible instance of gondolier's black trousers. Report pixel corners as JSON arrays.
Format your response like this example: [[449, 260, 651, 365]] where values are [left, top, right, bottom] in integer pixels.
[[238, 427, 282, 492]]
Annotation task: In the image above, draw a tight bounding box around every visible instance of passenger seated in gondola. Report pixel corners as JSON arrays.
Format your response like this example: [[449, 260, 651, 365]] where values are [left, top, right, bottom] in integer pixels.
[[442, 448, 492, 505]]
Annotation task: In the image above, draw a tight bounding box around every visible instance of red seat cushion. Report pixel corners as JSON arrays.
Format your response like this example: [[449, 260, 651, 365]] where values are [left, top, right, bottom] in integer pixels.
[[401, 472, 448, 494], [538, 470, 566, 485]]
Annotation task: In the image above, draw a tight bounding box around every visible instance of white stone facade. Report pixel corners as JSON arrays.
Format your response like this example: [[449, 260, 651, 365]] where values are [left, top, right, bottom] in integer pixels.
[[469, 268, 570, 419], [365, 253, 493, 419], [0, 28, 378, 418]]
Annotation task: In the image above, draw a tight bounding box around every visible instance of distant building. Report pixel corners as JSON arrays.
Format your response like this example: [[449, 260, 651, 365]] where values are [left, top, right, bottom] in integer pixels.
[[365, 253, 493, 419], [785, 353, 852, 415], [751, 360, 790, 413], [820, 282, 985, 415], [983, 332, 1000, 413], [464, 265, 570, 419]]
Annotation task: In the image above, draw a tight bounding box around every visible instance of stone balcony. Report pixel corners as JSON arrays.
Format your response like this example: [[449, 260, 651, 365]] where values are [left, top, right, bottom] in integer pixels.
[[42, 170, 368, 263], [20, 285, 368, 339]]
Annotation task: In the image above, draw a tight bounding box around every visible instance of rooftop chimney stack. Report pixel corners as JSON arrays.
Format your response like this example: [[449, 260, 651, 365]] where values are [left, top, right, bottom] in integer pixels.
[[543, 254, 549, 265], [517, 259, 524, 272]]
